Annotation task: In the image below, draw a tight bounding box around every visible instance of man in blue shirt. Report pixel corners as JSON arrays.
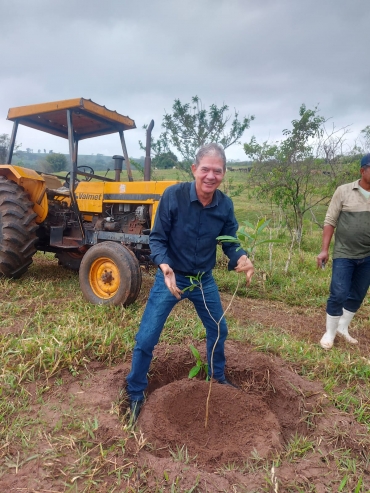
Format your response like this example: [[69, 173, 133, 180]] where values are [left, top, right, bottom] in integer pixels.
[[126, 143, 254, 420]]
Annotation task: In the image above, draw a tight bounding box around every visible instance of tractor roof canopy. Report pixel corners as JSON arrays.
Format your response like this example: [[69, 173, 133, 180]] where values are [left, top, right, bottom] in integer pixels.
[[7, 98, 136, 140]]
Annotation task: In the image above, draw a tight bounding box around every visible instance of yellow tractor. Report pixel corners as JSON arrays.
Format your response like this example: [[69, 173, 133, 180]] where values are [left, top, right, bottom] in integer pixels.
[[0, 98, 178, 305]]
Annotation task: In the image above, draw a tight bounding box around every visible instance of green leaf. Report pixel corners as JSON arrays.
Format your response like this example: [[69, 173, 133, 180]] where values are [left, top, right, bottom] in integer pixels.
[[189, 365, 201, 378], [256, 217, 267, 230], [183, 283, 197, 293], [238, 230, 254, 241], [216, 235, 239, 243], [241, 220, 254, 229], [190, 345, 200, 361], [256, 218, 271, 233]]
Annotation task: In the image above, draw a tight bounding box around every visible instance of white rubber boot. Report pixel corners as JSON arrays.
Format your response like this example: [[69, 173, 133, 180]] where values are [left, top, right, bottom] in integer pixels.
[[320, 314, 340, 349], [337, 308, 358, 344]]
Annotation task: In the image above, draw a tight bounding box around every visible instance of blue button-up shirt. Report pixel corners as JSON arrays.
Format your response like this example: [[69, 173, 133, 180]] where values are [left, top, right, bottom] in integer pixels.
[[149, 181, 246, 274]]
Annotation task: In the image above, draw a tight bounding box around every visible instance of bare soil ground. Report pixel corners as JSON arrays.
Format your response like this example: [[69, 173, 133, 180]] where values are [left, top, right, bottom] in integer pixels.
[[2, 296, 370, 492]]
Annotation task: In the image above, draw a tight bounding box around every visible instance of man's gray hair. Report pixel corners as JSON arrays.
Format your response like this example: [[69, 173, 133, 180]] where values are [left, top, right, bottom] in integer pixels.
[[194, 143, 226, 170]]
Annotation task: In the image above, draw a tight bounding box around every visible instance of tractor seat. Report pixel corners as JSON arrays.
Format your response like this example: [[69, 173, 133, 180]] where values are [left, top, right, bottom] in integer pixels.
[[41, 174, 71, 198], [46, 186, 70, 199], [41, 173, 64, 189]]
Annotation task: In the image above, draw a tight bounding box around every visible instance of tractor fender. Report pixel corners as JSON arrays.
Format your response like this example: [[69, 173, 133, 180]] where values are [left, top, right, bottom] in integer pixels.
[[0, 165, 48, 223]]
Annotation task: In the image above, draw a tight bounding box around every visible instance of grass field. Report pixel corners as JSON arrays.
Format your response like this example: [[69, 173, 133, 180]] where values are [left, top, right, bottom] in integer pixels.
[[1, 170, 370, 492]]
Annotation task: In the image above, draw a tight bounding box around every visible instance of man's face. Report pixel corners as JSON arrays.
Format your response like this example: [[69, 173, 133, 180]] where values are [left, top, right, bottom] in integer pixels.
[[191, 154, 225, 197], [360, 165, 370, 189]]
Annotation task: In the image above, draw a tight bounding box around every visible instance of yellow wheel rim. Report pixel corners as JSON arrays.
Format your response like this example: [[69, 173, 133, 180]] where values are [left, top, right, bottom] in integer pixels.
[[89, 257, 120, 299]]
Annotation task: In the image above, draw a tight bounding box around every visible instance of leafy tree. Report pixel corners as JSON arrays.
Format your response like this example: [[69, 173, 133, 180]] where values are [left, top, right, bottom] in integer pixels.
[[244, 105, 341, 242], [46, 152, 67, 172], [0, 133, 21, 163], [245, 107, 360, 243], [152, 151, 178, 169], [361, 125, 370, 151], [130, 158, 144, 176], [140, 96, 254, 177], [0, 134, 9, 162]]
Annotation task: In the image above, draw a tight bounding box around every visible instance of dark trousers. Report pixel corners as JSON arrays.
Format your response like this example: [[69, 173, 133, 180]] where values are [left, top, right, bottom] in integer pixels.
[[126, 269, 228, 401], [327, 256, 370, 316]]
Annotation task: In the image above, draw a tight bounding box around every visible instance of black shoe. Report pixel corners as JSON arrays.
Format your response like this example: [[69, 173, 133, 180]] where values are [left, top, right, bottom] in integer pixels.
[[129, 399, 144, 422], [217, 378, 239, 389]]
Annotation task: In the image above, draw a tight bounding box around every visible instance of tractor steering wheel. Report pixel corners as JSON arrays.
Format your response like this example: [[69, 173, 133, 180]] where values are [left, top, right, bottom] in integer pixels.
[[64, 166, 95, 186]]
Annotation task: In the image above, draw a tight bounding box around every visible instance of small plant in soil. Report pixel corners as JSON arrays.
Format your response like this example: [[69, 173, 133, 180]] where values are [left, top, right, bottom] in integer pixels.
[[183, 271, 241, 428], [188, 344, 209, 380]]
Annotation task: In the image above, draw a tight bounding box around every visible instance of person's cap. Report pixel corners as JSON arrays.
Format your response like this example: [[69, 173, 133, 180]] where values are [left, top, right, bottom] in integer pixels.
[[361, 153, 370, 167]]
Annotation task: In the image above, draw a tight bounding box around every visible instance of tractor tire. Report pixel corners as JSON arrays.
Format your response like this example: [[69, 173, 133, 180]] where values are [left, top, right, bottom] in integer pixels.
[[79, 242, 141, 306], [0, 176, 38, 278], [55, 250, 85, 271], [125, 249, 142, 306]]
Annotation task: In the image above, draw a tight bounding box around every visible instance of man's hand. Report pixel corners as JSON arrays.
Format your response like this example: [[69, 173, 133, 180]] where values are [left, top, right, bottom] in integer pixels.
[[234, 255, 254, 286], [317, 225, 334, 269], [159, 264, 183, 299], [317, 250, 329, 269]]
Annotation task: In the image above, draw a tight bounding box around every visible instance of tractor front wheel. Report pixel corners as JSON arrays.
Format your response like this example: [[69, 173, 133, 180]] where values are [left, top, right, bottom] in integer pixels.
[[79, 242, 141, 305], [124, 248, 142, 306], [0, 176, 38, 278]]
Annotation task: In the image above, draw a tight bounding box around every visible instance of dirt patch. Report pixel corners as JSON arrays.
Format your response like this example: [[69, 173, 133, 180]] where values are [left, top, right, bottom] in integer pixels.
[[134, 342, 323, 478], [139, 380, 282, 466], [1, 338, 369, 492]]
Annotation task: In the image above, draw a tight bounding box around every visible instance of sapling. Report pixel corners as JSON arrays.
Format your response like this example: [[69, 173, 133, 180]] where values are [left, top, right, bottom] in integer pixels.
[[184, 274, 209, 380], [183, 271, 240, 428], [182, 220, 274, 427], [217, 217, 283, 262], [188, 344, 209, 380]]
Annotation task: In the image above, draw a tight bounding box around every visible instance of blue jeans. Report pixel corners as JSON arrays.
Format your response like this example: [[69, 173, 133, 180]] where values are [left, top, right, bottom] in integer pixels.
[[126, 269, 228, 401], [327, 256, 370, 316]]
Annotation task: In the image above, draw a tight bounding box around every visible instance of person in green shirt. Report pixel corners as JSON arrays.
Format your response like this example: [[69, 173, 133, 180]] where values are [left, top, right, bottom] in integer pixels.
[[317, 153, 370, 349]]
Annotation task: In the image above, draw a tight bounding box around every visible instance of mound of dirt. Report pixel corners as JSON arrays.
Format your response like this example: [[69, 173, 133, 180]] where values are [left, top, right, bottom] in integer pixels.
[[139, 379, 282, 466], [129, 341, 322, 470]]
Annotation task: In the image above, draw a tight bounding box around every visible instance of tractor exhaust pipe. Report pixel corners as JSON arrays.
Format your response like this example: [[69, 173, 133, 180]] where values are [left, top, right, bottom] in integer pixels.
[[144, 119, 154, 181]]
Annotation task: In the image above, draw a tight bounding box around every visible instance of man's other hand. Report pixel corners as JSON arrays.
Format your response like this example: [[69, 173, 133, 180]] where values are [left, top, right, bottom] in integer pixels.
[[235, 255, 254, 286], [159, 264, 183, 299], [316, 250, 329, 269]]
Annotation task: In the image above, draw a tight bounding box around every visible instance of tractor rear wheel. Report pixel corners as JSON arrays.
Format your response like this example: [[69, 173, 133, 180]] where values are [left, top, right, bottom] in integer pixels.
[[79, 242, 141, 306], [0, 176, 38, 278], [56, 250, 85, 271]]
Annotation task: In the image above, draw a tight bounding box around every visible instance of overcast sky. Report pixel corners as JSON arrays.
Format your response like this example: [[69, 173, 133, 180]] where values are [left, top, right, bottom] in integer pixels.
[[1, 0, 369, 162]]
